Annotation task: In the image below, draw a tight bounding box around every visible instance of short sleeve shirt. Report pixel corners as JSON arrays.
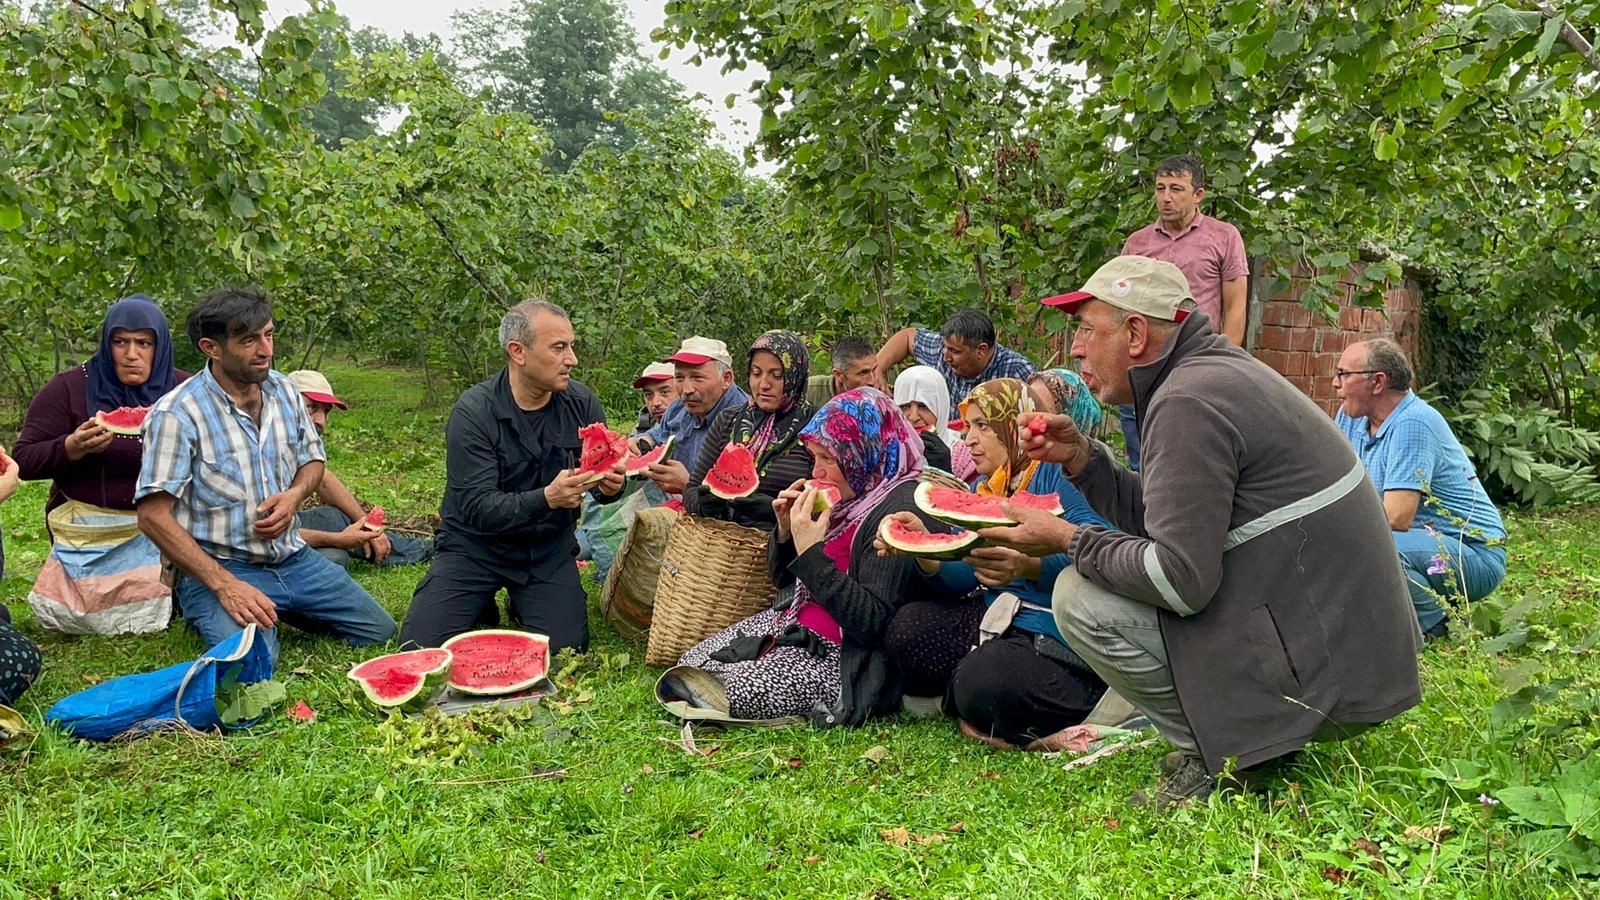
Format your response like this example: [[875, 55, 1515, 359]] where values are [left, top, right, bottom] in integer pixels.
[[136, 367, 326, 564], [1122, 212, 1248, 325], [911, 328, 1036, 406], [1336, 391, 1507, 543]]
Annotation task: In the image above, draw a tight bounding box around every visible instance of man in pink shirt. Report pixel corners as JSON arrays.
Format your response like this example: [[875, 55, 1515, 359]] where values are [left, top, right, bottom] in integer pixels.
[[1117, 154, 1249, 469]]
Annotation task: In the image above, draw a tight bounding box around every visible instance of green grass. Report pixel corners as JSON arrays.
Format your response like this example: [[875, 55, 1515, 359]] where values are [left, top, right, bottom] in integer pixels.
[[3, 358, 1597, 897]]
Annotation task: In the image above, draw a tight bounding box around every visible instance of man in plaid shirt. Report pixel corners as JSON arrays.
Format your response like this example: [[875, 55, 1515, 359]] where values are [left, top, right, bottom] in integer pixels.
[[136, 287, 396, 661]]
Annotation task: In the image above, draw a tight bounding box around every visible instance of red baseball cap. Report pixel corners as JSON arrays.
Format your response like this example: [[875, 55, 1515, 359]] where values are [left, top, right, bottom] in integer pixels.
[[286, 370, 348, 409]]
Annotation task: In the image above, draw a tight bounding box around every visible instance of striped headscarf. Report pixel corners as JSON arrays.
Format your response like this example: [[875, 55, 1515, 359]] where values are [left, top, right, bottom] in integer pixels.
[[959, 377, 1039, 497]]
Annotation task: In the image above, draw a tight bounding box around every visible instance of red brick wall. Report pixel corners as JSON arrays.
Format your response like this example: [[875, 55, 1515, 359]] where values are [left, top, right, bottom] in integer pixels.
[[1247, 261, 1423, 416]]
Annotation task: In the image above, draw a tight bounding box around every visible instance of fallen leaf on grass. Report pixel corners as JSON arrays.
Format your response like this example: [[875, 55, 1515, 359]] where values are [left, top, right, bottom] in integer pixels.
[[687, 829, 704, 840], [1351, 838, 1388, 875], [946, 822, 965, 834], [879, 828, 947, 847], [639, 764, 655, 774], [287, 701, 316, 723], [786, 757, 805, 768], [978, 771, 1001, 782], [1102, 818, 1120, 831], [860, 745, 891, 764], [804, 855, 823, 865], [1321, 867, 1349, 885], [1403, 824, 1453, 843]]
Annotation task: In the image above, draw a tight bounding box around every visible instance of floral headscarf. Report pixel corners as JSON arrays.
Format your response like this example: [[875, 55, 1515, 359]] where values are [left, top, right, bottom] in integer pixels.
[[731, 330, 813, 469], [959, 378, 1039, 497], [1030, 368, 1104, 439], [799, 387, 926, 550]]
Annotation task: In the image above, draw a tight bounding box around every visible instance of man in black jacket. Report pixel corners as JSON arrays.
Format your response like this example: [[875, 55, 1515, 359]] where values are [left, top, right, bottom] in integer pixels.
[[399, 300, 626, 653]]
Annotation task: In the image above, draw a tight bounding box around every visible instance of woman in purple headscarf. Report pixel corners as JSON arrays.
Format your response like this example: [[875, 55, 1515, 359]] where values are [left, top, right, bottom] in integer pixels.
[[666, 388, 951, 726], [14, 295, 189, 513]]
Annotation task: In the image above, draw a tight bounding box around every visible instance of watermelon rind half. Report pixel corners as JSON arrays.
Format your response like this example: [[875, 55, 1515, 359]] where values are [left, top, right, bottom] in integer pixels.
[[441, 629, 551, 696], [625, 436, 674, 477], [877, 517, 980, 560], [913, 483, 1063, 527], [94, 406, 150, 437], [347, 648, 454, 713], [704, 443, 759, 500]]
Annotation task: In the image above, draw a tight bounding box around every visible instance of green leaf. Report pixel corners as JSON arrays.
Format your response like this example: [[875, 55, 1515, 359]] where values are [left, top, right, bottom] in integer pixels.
[[1266, 29, 1302, 58], [1535, 13, 1565, 61], [150, 78, 181, 105], [0, 205, 21, 231], [230, 191, 257, 219], [1497, 786, 1569, 827], [216, 679, 287, 725], [1374, 132, 1399, 161]]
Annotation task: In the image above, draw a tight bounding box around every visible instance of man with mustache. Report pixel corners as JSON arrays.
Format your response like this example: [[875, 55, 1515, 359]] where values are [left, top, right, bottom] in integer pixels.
[[135, 287, 397, 662], [635, 337, 749, 497], [399, 299, 626, 653]]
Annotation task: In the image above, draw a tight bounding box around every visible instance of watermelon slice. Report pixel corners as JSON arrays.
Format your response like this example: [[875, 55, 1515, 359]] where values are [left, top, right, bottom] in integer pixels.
[[704, 443, 759, 500], [575, 422, 627, 485], [1025, 414, 1050, 436], [360, 506, 386, 533], [94, 406, 150, 436], [877, 517, 980, 560], [624, 436, 674, 477], [347, 648, 454, 712], [441, 629, 551, 696], [913, 483, 1064, 527], [805, 479, 842, 516]]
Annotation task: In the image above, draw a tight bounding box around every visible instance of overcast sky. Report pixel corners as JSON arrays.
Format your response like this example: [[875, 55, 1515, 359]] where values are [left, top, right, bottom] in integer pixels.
[[274, 0, 766, 163]]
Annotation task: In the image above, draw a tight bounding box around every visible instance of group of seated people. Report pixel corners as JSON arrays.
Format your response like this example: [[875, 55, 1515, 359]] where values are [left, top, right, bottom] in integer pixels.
[[0, 256, 1508, 809]]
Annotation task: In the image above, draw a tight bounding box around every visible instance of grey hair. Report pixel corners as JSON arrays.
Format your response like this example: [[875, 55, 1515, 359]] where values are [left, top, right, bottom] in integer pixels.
[[499, 298, 569, 349], [1361, 337, 1413, 393]]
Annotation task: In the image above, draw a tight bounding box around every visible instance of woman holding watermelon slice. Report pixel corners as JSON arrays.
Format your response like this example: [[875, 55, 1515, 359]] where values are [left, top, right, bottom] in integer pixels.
[[665, 389, 945, 726], [880, 375, 1119, 750]]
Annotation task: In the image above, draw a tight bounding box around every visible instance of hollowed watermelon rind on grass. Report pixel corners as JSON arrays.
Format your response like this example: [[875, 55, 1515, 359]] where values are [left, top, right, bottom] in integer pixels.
[[877, 517, 981, 560], [913, 483, 1064, 527], [94, 406, 151, 437], [625, 436, 674, 477], [441, 629, 551, 696], [704, 443, 759, 500], [576, 422, 627, 485], [347, 648, 453, 712]]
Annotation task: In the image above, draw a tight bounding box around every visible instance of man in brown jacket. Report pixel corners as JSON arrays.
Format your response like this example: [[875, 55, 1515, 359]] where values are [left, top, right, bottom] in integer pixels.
[[987, 256, 1421, 809]]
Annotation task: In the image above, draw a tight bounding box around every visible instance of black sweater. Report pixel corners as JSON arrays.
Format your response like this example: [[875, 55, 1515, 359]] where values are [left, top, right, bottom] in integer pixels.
[[766, 480, 946, 727]]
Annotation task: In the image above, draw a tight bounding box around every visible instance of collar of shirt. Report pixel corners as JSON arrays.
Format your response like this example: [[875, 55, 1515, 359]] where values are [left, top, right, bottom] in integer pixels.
[[196, 362, 286, 418], [1152, 211, 1209, 239], [1364, 390, 1420, 445]]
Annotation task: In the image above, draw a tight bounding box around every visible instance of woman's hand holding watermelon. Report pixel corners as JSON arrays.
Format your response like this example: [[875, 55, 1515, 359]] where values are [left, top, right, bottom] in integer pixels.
[[1014, 412, 1094, 474], [772, 478, 808, 542], [63, 417, 114, 462], [788, 483, 829, 554], [872, 512, 942, 574]]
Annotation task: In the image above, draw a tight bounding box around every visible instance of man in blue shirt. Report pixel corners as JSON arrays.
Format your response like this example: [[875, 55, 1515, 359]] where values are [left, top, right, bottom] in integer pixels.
[[637, 336, 749, 497], [874, 308, 1035, 407], [1334, 338, 1507, 639]]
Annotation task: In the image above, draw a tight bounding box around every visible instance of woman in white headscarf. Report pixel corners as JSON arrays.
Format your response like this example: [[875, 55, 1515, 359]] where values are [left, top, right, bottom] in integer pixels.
[[893, 366, 977, 483]]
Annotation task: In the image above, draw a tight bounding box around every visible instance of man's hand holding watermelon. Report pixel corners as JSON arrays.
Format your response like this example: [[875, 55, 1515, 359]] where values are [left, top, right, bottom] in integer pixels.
[[1015, 412, 1094, 475]]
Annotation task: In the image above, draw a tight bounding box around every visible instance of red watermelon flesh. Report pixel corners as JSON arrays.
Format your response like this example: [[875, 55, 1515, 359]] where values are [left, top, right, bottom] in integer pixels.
[[914, 483, 1064, 527], [805, 479, 843, 515], [441, 629, 550, 696], [704, 443, 759, 500], [624, 436, 675, 477], [94, 406, 151, 436], [877, 517, 980, 559], [347, 648, 453, 712], [1026, 414, 1050, 436], [576, 422, 627, 485], [361, 506, 387, 531]]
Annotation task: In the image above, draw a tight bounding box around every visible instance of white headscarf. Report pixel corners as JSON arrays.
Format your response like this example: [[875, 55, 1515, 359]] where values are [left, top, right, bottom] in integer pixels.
[[893, 365, 957, 449]]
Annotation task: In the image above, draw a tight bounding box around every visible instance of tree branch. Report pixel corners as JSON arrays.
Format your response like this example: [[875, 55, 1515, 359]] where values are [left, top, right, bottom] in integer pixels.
[[397, 185, 511, 308], [1533, 2, 1598, 71]]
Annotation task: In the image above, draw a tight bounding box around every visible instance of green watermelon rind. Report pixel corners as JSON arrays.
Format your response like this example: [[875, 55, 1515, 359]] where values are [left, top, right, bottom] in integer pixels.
[[441, 629, 551, 696], [625, 435, 674, 477], [805, 479, 842, 515], [704, 443, 759, 500], [347, 648, 454, 712], [94, 406, 150, 437], [913, 482, 1063, 527], [877, 517, 981, 560]]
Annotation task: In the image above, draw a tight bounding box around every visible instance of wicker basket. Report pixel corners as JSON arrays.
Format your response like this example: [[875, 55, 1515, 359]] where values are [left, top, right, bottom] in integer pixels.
[[644, 514, 777, 668], [599, 506, 680, 641]]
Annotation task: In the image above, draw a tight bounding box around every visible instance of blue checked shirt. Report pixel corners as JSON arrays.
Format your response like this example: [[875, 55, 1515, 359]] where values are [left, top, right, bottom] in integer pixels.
[[136, 366, 326, 564], [911, 327, 1036, 406], [1336, 391, 1506, 544]]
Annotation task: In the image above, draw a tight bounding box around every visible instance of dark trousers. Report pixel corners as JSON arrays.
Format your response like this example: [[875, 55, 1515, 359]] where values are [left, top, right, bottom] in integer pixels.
[[0, 621, 42, 707], [398, 550, 589, 654]]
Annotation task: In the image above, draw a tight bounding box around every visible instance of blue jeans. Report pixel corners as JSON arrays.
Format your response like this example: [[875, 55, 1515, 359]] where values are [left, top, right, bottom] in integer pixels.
[[1393, 527, 1507, 632], [1118, 405, 1142, 471], [297, 506, 434, 569], [176, 546, 398, 663]]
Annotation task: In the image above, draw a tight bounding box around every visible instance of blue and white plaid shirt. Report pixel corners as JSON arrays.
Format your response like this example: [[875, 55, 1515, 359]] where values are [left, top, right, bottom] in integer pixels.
[[136, 366, 326, 564], [911, 327, 1036, 406]]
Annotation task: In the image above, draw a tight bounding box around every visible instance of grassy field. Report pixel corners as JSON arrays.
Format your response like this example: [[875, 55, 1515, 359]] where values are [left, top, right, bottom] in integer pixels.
[[2, 359, 1597, 898]]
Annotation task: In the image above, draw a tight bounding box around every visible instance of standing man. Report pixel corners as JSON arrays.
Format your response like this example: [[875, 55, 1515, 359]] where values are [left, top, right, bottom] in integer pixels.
[[286, 369, 435, 570], [1334, 338, 1507, 639], [399, 300, 625, 653], [1119, 153, 1249, 469], [986, 257, 1419, 809], [875, 308, 1035, 406], [804, 336, 881, 409], [636, 337, 749, 497], [632, 362, 678, 433], [136, 288, 397, 662]]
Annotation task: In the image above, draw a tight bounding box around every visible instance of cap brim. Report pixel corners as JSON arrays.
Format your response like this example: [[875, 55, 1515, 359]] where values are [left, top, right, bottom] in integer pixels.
[[632, 374, 673, 388], [1040, 290, 1094, 311], [301, 391, 347, 410], [663, 352, 714, 366]]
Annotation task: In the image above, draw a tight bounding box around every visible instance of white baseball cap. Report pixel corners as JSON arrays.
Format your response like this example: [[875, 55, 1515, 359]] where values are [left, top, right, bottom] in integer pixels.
[[1041, 255, 1194, 322], [662, 336, 733, 368], [286, 370, 347, 409], [633, 361, 676, 389]]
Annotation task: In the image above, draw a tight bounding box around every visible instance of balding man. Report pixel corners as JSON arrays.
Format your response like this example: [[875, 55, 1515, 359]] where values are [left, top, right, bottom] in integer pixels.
[[1334, 339, 1507, 639], [983, 256, 1420, 810]]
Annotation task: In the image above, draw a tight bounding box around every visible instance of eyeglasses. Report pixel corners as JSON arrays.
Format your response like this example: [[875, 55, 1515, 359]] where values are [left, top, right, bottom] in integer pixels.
[[1332, 369, 1379, 381]]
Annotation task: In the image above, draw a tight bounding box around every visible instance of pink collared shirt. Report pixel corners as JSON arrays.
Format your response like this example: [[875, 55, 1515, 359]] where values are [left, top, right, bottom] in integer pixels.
[[1122, 211, 1248, 325]]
